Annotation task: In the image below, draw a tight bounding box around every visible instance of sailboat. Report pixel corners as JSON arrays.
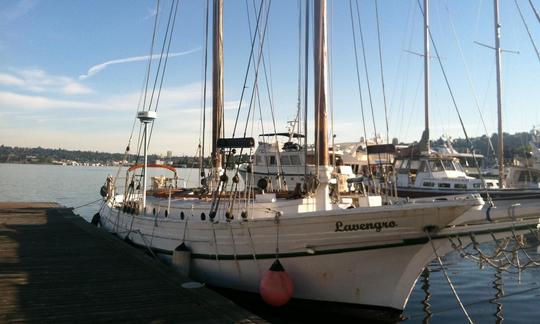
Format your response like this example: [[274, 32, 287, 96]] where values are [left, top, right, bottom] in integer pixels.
[[97, 0, 540, 318], [392, 0, 540, 200]]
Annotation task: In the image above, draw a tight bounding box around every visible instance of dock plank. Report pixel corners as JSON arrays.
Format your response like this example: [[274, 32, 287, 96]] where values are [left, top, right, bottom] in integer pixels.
[[0, 202, 265, 323]]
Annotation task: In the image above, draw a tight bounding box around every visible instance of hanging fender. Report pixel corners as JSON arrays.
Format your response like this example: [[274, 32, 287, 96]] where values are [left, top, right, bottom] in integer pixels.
[[91, 212, 101, 226]]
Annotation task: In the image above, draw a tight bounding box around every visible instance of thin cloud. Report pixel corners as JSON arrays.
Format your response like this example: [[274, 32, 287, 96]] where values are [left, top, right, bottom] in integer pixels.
[[0, 69, 92, 95], [0, 91, 98, 110], [79, 48, 201, 80], [0, 73, 25, 87], [0, 82, 203, 112], [143, 6, 159, 21]]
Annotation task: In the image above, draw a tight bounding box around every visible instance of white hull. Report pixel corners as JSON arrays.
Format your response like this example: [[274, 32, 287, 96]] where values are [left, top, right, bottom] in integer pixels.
[[98, 195, 539, 311]]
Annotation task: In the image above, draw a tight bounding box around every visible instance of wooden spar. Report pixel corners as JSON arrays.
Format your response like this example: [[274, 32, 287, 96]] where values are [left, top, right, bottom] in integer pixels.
[[423, 0, 430, 145], [314, 0, 329, 167], [212, 0, 224, 170], [494, 0, 505, 187], [127, 163, 177, 174]]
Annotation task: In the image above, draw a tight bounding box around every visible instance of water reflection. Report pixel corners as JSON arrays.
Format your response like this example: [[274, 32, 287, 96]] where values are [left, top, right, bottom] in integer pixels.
[[420, 267, 432, 323], [490, 269, 504, 323]]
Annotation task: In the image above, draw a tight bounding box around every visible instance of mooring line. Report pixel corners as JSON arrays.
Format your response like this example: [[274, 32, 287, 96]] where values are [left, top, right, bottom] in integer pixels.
[[426, 231, 474, 324], [71, 198, 103, 210]]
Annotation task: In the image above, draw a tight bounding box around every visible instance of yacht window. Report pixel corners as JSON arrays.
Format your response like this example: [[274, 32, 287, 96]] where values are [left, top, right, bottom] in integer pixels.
[[453, 161, 464, 172], [410, 160, 421, 170], [518, 171, 529, 182], [441, 160, 456, 171], [454, 183, 467, 189], [267, 156, 277, 165], [290, 155, 301, 165], [429, 160, 444, 172], [419, 161, 428, 172], [280, 155, 291, 165], [423, 181, 435, 187], [438, 183, 451, 188], [256, 155, 263, 165], [402, 159, 410, 169], [473, 183, 481, 188]]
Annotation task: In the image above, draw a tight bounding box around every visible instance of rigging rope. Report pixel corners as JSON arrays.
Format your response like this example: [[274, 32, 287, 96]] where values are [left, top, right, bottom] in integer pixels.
[[529, 0, 540, 25], [246, 0, 286, 188], [426, 230, 474, 324], [142, 0, 162, 113], [71, 198, 103, 210], [374, 0, 390, 144], [199, 0, 210, 184], [348, 0, 371, 176], [147, 0, 181, 144], [416, 0, 493, 205], [353, 0, 378, 140], [109, 0, 163, 204], [209, 0, 271, 221], [515, 0, 540, 64], [444, 1, 496, 156]]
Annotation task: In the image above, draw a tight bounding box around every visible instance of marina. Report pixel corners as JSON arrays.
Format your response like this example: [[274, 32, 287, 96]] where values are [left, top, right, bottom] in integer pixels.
[[3, 165, 540, 322], [2, 0, 540, 322]]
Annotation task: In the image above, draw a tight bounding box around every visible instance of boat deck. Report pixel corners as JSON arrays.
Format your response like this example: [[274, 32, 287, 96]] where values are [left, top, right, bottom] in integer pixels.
[[0, 202, 264, 323]]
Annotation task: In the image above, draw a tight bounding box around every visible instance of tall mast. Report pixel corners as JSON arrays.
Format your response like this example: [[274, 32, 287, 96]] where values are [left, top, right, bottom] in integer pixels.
[[313, 0, 332, 211], [423, 0, 430, 146], [494, 0, 504, 187], [212, 0, 224, 171], [314, 0, 328, 167]]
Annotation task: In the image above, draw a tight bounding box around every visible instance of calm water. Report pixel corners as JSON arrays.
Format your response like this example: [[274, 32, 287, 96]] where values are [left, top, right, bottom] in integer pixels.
[[1, 163, 540, 323]]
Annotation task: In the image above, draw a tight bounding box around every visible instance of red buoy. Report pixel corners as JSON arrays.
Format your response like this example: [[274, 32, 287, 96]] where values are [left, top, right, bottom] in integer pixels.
[[259, 259, 294, 306]]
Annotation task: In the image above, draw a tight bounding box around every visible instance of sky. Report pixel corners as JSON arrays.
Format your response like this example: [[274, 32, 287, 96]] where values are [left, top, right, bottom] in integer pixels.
[[1, 0, 540, 155]]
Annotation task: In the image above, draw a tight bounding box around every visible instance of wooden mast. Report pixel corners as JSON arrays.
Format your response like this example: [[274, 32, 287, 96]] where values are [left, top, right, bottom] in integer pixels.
[[423, 0, 430, 147], [313, 0, 332, 211], [314, 0, 328, 167], [212, 0, 224, 171], [494, 0, 505, 187]]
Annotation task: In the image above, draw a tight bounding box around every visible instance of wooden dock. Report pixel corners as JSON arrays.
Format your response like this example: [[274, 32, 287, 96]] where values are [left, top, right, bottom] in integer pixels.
[[0, 202, 264, 323]]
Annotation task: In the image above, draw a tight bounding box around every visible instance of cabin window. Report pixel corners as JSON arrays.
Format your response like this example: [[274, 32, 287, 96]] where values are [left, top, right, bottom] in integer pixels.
[[402, 160, 410, 169], [454, 161, 465, 172], [280, 156, 291, 165], [454, 183, 467, 189], [423, 181, 435, 187], [442, 160, 456, 171], [429, 160, 444, 172], [473, 183, 481, 188], [267, 156, 276, 165], [256, 155, 263, 165], [438, 183, 451, 188], [518, 171, 529, 182], [410, 160, 421, 170], [419, 161, 428, 172], [518, 171, 539, 182], [290, 155, 301, 165]]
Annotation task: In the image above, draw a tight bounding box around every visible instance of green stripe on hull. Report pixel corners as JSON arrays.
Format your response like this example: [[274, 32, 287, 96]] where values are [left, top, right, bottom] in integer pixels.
[[126, 223, 536, 260]]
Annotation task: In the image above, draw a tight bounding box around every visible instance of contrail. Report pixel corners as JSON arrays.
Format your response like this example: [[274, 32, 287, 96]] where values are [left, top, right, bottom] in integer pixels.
[[79, 48, 200, 80]]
